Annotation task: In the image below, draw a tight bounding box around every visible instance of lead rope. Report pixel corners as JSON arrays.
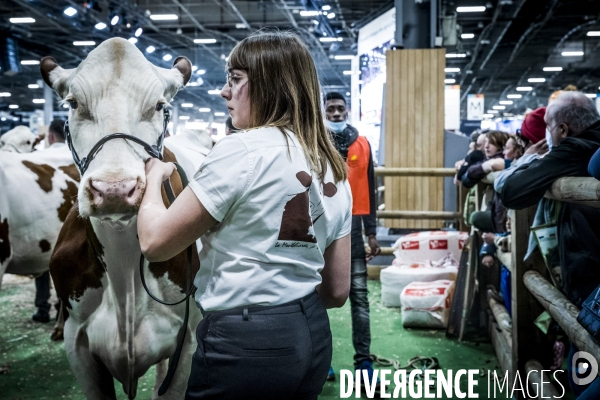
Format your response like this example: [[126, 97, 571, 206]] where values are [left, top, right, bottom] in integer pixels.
[[138, 163, 196, 396]]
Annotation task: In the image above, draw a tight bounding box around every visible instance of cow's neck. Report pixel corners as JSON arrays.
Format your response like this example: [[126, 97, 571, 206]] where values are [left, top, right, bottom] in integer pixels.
[[90, 217, 146, 320]]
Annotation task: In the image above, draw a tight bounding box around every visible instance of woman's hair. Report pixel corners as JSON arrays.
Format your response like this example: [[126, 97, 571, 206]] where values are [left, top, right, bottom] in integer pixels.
[[507, 136, 524, 159], [227, 31, 347, 183], [486, 130, 509, 150]]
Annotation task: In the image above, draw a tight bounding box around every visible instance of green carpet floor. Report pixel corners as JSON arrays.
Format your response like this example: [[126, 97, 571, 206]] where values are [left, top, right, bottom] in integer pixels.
[[1, 275, 511, 399]]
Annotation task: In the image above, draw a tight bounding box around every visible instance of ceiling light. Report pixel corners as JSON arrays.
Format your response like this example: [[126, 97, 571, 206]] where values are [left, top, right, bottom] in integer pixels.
[[191, 65, 198, 72], [64, 7, 77, 17], [461, 33, 475, 39], [445, 67, 460, 73], [12, 117, 18, 121], [199, 108, 211, 112], [493, 105, 505, 110], [146, 46, 155, 53], [95, 22, 107, 30], [507, 94, 522, 99], [587, 31, 600, 36], [63, 103, 69, 108], [194, 38, 217, 44], [499, 100, 513, 105], [135, 28, 143, 37], [197, 69, 206, 75], [21, 60, 40, 65], [327, 13, 335, 19], [0, 92, 11, 97], [487, 110, 498, 114], [32, 99, 45, 104], [0, 117, 5, 121], [322, 5, 331, 10], [516, 86, 533, 91], [179, 116, 189, 120], [346, 92, 350, 96], [334, 55, 354, 60], [28, 84, 39, 89], [528, 78, 545, 83], [319, 37, 343, 42], [456, 6, 486, 12], [562, 51, 584, 57], [445, 53, 467, 58], [585, 94, 597, 99], [483, 114, 493, 118], [8, 105, 18, 109], [128, 38, 138, 44], [150, 14, 178, 21], [73, 41, 96, 46], [444, 79, 456, 84], [543, 67, 562, 72], [187, 82, 198, 87], [10, 17, 35, 23], [235, 23, 246, 29], [208, 89, 221, 95], [163, 54, 173, 61], [300, 10, 320, 17], [214, 112, 225, 117], [181, 103, 193, 108], [343, 71, 353, 75], [111, 15, 119, 25]]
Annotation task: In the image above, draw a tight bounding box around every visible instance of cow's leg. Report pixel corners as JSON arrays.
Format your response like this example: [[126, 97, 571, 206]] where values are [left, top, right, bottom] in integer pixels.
[[64, 324, 117, 400], [151, 358, 169, 400], [51, 301, 67, 341], [152, 326, 197, 400], [32, 271, 51, 322]]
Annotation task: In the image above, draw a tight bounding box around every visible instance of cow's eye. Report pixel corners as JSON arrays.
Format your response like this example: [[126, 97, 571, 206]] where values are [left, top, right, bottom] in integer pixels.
[[26, 141, 31, 145], [67, 99, 78, 109], [155, 103, 165, 111]]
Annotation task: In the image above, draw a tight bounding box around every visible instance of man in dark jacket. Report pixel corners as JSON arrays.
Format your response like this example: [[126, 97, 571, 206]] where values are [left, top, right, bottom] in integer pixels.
[[324, 92, 380, 382], [498, 91, 600, 397]]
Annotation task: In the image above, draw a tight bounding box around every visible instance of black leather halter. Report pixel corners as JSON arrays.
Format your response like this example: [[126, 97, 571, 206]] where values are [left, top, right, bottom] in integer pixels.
[[63, 109, 170, 175]]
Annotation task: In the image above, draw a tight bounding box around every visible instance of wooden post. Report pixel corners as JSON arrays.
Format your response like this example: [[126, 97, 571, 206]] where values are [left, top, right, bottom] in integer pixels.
[[384, 49, 446, 229], [511, 205, 553, 398]]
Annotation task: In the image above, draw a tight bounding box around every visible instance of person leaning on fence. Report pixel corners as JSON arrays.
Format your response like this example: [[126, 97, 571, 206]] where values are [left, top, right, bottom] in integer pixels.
[[496, 91, 600, 398]]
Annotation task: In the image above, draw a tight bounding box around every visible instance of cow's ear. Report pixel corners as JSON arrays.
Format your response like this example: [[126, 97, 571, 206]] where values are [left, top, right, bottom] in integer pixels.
[[40, 57, 74, 98], [172, 56, 192, 86]]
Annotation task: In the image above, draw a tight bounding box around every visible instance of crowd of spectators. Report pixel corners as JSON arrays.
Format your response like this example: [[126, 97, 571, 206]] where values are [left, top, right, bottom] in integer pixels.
[[455, 88, 600, 398]]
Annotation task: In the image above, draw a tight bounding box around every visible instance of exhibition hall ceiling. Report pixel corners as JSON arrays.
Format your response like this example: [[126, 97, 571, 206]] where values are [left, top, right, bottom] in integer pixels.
[[2, 0, 600, 120]]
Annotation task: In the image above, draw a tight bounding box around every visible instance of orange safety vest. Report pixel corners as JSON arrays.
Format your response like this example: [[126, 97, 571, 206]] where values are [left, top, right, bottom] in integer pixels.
[[346, 136, 371, 216]]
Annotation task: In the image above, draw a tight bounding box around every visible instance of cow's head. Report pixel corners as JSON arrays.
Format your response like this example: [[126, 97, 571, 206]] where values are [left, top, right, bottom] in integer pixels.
[[0, 126, 42, 153], [40, 38, 191, 220]]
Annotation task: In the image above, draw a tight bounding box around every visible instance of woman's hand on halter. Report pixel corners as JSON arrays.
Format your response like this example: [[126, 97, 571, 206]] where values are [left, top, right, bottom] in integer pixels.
[[145, 158, 176, 184]]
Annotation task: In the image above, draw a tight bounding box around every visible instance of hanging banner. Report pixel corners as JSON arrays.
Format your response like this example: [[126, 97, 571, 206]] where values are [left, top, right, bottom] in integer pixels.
[[467, 94, 484, 121], [445, 85, 461, 130]]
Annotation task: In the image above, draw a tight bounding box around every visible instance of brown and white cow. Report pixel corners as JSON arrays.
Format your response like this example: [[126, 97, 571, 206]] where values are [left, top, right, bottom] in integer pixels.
[[0, 144, 79, 289], [0, 125, 45, 153], [42, 38, 205, 399]]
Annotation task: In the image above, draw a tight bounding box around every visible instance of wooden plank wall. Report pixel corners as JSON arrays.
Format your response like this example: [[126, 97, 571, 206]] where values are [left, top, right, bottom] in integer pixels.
[[384, 48, 446, 229]]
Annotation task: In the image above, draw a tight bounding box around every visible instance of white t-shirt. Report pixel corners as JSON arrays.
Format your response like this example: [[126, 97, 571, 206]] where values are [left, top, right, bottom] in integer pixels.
[[189, 126, 352, 311]]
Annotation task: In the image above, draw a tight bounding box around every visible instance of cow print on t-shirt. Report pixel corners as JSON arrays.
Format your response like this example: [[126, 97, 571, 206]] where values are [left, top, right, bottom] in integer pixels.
[[277, 171, 337, 243]]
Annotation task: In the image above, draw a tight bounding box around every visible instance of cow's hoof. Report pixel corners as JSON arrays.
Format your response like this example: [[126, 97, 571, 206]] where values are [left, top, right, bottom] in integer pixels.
[[51, 328, 64, 341], [32, 310, 50, 323]]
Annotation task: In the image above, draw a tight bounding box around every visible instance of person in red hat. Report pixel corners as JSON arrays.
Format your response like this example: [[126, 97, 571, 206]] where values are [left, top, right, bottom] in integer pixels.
[[518, 107, 547, 146]]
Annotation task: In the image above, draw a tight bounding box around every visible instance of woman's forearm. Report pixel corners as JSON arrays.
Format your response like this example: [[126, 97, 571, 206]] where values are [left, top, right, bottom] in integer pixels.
[[138, 176, 168, 259]]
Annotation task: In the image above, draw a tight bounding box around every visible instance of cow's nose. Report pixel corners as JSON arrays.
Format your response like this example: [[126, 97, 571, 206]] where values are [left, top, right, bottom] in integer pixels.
[[89, 179, 141, 206]]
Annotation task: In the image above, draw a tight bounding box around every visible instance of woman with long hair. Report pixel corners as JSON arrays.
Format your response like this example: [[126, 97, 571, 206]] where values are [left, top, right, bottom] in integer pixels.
[[137, 31, 352, 399]]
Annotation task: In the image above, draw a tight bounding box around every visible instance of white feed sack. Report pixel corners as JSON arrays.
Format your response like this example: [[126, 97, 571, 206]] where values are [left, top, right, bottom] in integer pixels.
[[392, 231, 469, 264], [401, 280, 455, 329], [380, 264, 458, 307]]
